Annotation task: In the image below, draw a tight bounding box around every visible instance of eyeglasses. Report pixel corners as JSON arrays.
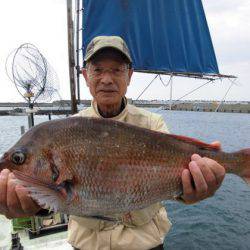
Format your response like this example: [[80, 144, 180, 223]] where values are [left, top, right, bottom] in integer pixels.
[[88, 66, 129, 78]]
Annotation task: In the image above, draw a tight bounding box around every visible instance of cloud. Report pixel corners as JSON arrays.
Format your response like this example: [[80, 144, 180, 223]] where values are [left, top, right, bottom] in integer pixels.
[[203, 0, 250, 66]]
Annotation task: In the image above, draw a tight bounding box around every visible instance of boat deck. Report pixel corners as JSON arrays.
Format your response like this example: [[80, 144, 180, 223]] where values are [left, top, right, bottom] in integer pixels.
[[0, 215, 72, 250]]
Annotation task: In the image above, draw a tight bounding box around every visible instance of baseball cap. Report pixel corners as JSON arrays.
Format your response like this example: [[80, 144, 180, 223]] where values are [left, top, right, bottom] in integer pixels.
[[84, 36, 132, 64]]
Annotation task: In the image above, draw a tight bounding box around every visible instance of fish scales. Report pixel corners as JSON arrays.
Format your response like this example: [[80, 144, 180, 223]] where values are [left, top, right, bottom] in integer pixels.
[[52, 118, 184, 206], [0, 116, 249, 217]]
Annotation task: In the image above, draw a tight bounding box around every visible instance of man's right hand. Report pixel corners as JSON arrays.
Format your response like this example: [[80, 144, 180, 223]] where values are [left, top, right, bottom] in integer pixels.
[[0, 169, 41, 219]]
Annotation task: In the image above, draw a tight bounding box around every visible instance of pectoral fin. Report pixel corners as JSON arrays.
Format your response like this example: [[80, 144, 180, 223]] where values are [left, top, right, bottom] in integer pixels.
[[13, 170, 64, 212]]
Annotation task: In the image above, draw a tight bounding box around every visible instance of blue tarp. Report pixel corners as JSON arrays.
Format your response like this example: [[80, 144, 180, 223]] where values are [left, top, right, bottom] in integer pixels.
[[82, 0, 219, 75]]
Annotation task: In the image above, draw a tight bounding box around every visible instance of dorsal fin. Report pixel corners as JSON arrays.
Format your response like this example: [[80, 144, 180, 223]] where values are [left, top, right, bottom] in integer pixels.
[[168, 134, 220, 151]]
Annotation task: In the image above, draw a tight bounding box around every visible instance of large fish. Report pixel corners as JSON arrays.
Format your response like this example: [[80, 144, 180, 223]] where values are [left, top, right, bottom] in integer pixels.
[[0, 117, 249, 217]]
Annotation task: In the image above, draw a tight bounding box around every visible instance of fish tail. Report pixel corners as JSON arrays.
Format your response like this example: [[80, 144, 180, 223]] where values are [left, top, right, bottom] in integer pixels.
[[224, 148, 250, 186], [238, 148, 250, 185]]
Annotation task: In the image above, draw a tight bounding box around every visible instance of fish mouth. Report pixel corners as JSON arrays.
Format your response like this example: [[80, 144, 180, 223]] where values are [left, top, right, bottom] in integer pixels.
[[0, 158, 4, 171], [0, 155, 9, 172]]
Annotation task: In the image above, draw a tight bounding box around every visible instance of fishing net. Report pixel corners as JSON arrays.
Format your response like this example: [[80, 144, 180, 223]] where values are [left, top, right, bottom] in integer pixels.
[[5, 43, 59, 103]]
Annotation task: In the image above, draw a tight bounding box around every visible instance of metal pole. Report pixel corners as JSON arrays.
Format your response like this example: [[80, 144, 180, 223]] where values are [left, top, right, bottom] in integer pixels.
[[20, 126, 25, 135], [67, 0, 78, 114], [75, 0, 81, 104], [28, 101, 34, 128], [169, 76, 173, 110], [28, 113, 34, 128]]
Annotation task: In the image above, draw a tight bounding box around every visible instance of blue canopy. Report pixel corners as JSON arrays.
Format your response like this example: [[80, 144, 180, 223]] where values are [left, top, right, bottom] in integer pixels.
[[82, 0, 219, 76]]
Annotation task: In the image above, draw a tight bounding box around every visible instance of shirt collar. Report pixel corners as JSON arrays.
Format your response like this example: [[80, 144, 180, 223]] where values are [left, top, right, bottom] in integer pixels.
[[91, 97, 128, 121]]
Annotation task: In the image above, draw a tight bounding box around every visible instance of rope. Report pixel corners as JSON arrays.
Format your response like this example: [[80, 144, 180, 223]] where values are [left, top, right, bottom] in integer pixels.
[[135, 74, 159, 100], [215, 78, 237, 112], [172, 79, 214, 105]]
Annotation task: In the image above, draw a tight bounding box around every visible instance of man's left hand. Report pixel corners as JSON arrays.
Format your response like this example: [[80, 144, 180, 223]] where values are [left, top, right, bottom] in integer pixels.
[[181, 141, 226, 204]]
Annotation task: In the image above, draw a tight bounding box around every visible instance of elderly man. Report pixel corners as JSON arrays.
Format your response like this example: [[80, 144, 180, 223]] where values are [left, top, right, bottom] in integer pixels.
[[0, 36, 225, 250]]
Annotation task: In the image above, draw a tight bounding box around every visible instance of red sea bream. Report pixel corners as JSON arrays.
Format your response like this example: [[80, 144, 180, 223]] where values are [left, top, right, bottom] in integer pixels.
[[0, 117, 249, 217]]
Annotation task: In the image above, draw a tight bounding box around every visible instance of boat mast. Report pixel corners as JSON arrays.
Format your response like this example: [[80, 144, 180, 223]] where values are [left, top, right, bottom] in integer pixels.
[[67, 0, 77, 114]]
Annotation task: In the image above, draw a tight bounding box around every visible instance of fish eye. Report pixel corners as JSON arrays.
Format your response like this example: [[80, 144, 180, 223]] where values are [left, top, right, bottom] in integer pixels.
[[11, 151, 26, 165]]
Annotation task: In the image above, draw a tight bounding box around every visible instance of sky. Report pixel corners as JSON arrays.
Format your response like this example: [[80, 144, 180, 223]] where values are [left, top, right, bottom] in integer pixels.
[[0, 0, 249, 103]]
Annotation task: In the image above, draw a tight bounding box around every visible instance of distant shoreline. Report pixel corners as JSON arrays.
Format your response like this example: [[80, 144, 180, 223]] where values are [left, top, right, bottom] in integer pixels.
[[0, 100, 250, 115], [0, 99, 249, 107]]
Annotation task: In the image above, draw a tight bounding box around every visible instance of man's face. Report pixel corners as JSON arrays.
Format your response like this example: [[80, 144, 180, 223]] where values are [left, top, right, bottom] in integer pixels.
[[82, 52, 133, 107]]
